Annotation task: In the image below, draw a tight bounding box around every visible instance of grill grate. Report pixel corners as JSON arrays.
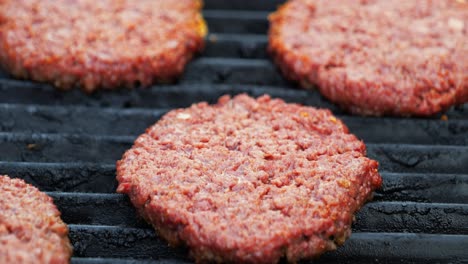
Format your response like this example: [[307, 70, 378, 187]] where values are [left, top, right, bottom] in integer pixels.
[[1, 1, 468, 263]]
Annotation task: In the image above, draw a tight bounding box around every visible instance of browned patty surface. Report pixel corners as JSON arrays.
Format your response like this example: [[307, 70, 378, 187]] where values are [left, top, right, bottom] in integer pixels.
[[117, 94, 382, 263], [269, 0, 468, 116], [0, 175, 72, 264], [0, 0, 206, 92]]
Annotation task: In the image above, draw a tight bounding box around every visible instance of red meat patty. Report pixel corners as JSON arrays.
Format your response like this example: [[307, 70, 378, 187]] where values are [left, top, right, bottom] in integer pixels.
[[0, 175, 72, 264], [117, 94, 382, 263], [269, 0, 468, 116], [0, 0, 207, 92]]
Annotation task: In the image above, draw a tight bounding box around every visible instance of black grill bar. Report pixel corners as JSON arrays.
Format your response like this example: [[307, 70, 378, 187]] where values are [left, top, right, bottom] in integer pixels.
[[49, 193, 149, 228], [2, 133, 468, 173], [181, 58, 289, 86], [376, 172, 468, 204], [204, 34, 267, 59], [366, 144, 468, 174], [72, 258, 188, 264], [0, 104, 167, 136], [1, 81, 467, 119], [68, 225, 187, 261], [2, 162, 467, 204], [0, 133, 132, 163], [0, 83, 332, 109], [0, 162, 116, 193], [204, 10, 269, 34], [204, 0, 284, 11], [1, 58, 291, 87], [68, 227, 468, 262], [48, 192, 468, 235], [1, 103, 467, 145]]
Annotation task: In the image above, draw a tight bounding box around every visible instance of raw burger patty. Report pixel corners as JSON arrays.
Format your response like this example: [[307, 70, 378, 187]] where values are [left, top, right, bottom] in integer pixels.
[[0, 175, 72, 264], [269, 0, 468, 116], [0, 0, 207, 92], [117, 94, 382, 263]]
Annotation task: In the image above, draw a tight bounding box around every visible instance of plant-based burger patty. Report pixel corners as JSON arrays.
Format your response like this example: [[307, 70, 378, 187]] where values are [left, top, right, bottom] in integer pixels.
[[117, 94, 382, 263], [269, 0, 468, 116], [0, 175, 72, 264], [0, 0, 207, 92]]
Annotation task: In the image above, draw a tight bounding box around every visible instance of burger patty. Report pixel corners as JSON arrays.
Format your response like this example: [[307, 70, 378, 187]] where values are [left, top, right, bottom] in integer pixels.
[[0, 175, 72, 264], [117, 94, 382, 263], [269, 0, 468, 116], [0, 0, 207, 92]]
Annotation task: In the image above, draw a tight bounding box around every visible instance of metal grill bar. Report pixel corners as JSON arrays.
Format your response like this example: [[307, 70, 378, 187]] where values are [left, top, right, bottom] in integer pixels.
[[1, 103, 467, 145], [67, 227, 467, 261], [46, 192, 468, 235], [1, 161, 467, 203], [1, 133, 468, 174]]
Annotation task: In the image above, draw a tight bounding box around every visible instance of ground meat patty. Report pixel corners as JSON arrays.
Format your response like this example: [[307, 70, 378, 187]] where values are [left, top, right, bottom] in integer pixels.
[[0, 0, 206, 92], [116, 94, 382, 263], [269, 0, 468, 116], [0, 175, 72, 264]]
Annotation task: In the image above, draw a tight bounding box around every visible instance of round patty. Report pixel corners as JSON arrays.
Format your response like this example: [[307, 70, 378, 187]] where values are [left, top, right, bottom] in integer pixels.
[[269, 0, 468, 116], [0, 0, 206, 92], [116, 94, 382, 263], [0, 175, 72, 264]]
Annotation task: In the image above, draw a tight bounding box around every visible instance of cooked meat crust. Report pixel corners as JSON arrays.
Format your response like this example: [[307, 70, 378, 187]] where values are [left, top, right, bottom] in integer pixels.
[[269, 0, 468, 116], [0, 0, 207, 92], [0, 175, 72, 264], [116, 94, 382, 263]]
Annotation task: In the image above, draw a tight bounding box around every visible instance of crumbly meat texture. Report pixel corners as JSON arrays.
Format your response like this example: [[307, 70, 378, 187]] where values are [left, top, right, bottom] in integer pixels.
[[0, 0, 207, 92], [0, 175, 72, 264], [116, 94, 382, 263], [269, 0, 468, 116]]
